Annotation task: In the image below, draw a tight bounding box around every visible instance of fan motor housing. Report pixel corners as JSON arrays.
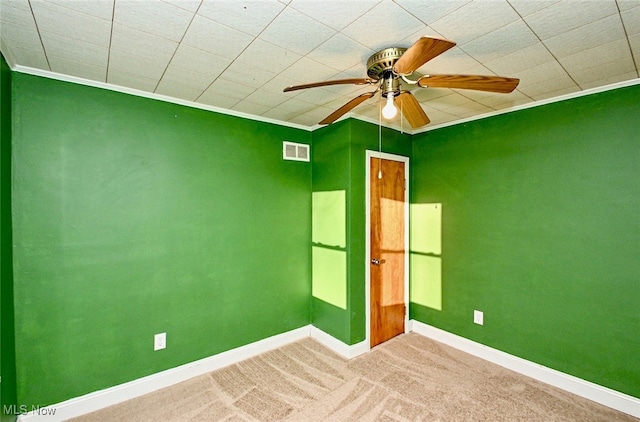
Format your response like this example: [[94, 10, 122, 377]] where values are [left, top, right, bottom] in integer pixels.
[[366, 47, 407, 79]]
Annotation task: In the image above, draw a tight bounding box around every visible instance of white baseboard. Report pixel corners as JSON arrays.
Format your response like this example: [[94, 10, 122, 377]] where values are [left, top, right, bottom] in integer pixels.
[[309, 325, 369, 359], [17, 326, 311, 422], [18, 321, 637, 421], [410, 320, 640, 419], [16, 325, 365, 422]]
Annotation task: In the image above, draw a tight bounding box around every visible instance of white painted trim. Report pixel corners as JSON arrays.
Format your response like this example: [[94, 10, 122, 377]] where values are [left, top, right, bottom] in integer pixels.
[[410, 320, 640, 419], [309, 326, 368, 359], [15, 325, 370, 421], [415, 77, 640, 133], [13, 321, 639, 421], [6, 63, 638, 135], [365, 151, 411, 349], [17, 326, 311, 422], [8, 65, 312, 132]]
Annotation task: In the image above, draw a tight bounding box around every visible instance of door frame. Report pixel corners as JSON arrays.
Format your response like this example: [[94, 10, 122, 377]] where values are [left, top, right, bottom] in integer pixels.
[[365, 150, 410, 348]]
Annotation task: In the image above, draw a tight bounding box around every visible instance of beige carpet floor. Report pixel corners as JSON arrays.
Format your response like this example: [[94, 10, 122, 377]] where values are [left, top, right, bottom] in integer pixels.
[[71, 333, 638, 421]]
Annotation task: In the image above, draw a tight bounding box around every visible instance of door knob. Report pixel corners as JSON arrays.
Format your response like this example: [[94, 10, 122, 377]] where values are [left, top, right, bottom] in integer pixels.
[[371, 258, 386, 265]]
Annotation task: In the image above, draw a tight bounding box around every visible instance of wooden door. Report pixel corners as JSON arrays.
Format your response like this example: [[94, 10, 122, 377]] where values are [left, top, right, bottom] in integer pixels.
[[370, 157, 406, 348]]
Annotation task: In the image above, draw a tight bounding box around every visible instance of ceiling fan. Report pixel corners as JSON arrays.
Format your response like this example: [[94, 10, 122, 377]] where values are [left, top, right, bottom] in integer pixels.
[[283, 36, 520, 129]]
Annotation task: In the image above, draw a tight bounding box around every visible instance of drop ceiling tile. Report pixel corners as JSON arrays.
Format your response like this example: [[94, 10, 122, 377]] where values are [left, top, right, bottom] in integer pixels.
[[523, 0, 619, 40], [198, 0, 285, 36], [515, 60, 578, 97], [290, 106, 336, 126], [48, 55, 106, 81], [507, 0, 560, 17], [107, 69, 159, 92], [41, 0, 114, 20], [543, 14, 626, 58], [618, 0, 640, 11], [259, 7, 336, 55], [114, 0, 193, 42], [198, 78, 256, 104], [108, 49, 169, 80], [289, 0, 379, 31], [161, 0, 201, 13], [182, 15, 254, 59], [279, 57, 340, 86], [160, 63, 215, 91], [350, 103, 379, 120], [218, 61, 277, 89], [0, 21, 43, 51], [30, 0, 112, 47], [570, 58, 636, 86], [579, 71, 638, 90], [0, 0, 38, 27], [307, 33, 374, 72], [425, 91, 472, 110], [234, 38, 301, 74], [394, 27, 444, 52], [430, 1, 520, 45], [621, 5, 640, 36], [232, 100, 272, 116], [155, 79, 206, 102], [243, 88, 290, 108], [4, 46, 49, 69], [446, 101, 495, 119], [419, 106, 458, 125], [630, 33, 640, 65], [411, 87, 451, 102], [559, 39, 634, 78], [262, 74, 307, 95], [170, 44, 232, 79], [484, 42, 555, 75], [40, 31, 108, 69], [196, 92, 240, 110], [460, 20, 539, 63], [394, 0, 471, 25], [262, 97, 317, 120], [292, 86, 344, 105], [530, 85, 580, 101], [344, 3, 426, 51], [475, 90, 532, 109], [418, 47, 480, 74], [110, 23, 178, 60]]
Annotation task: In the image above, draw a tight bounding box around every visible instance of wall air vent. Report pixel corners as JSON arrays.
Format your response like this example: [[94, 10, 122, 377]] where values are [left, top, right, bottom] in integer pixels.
[[283, 141, 310, 162]]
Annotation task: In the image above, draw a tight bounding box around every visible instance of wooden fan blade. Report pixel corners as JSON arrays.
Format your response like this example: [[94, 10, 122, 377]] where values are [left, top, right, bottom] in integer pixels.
[[284, 78, 376, 92], [396, 92, 430, 129], [417, 74, 520, 93], [393, 37, 456, 75], [319, 92, 376, 125]]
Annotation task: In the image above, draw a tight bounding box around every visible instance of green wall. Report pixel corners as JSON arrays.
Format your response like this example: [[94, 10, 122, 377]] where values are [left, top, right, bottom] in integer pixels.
[[411, 84, 640, 399], [11, 73, 312, 407], [1, 54, 18, 422], [311, 119, 411, 345], [6, 61, 639, 410]]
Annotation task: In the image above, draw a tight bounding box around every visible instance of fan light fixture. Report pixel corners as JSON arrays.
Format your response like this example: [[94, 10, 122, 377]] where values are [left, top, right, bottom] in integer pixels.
[[283, 37, 520, 129], [381, 93, 397, 119]]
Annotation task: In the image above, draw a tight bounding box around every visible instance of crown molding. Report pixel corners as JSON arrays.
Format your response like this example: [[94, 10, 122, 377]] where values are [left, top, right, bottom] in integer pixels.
[[10, 65, 313, 132], [414, 78, 640, 134], [7, 63, 640, 135]]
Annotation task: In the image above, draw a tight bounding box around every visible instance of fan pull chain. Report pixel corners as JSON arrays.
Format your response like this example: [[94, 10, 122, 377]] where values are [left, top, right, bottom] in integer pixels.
[[378, 97, 382, 179], [400, 97, 404, 134]]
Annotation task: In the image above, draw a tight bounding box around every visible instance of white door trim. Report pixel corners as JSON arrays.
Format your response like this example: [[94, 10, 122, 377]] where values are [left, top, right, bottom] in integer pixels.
[[365, 150, 410, 349]]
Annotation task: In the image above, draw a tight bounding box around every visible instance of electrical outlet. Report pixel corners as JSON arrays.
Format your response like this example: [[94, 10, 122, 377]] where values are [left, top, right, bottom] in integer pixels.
[[474, 310, 484, 325], [154, 332, 166, 351]]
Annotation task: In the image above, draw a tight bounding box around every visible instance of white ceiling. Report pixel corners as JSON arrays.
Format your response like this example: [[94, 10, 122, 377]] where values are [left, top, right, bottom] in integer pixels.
[[1, 0, 639, 131]]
